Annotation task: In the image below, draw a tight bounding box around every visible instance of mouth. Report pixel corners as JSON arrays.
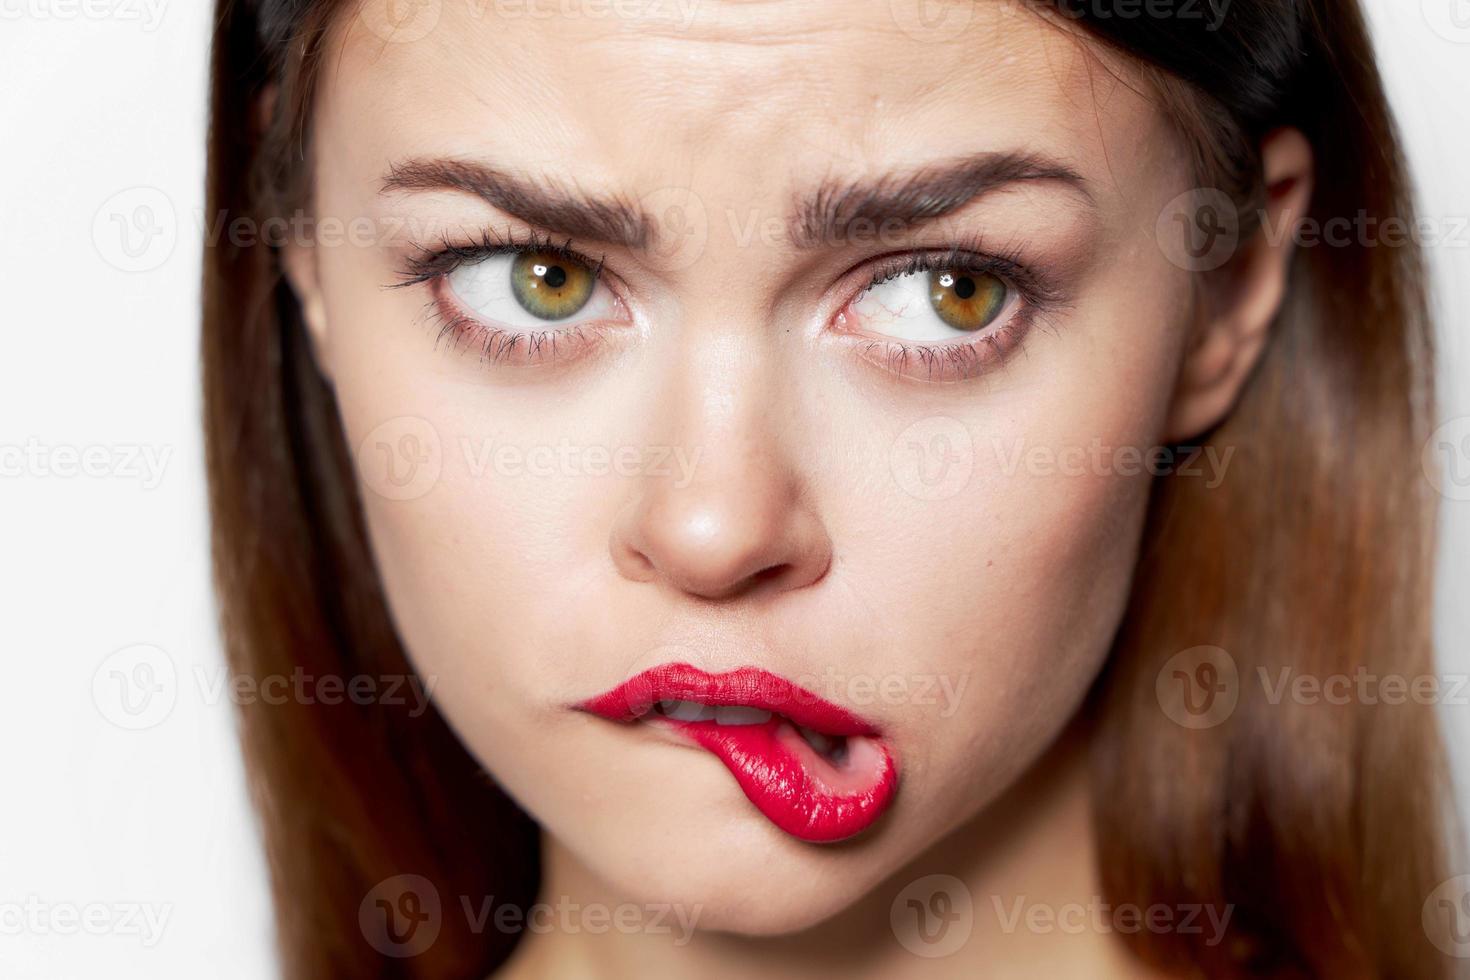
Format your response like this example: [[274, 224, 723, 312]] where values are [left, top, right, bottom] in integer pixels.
[[576, 663, 898, 843]]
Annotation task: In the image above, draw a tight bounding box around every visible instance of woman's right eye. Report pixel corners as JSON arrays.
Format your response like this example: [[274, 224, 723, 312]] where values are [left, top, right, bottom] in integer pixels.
[[445, 248, 619, 329]]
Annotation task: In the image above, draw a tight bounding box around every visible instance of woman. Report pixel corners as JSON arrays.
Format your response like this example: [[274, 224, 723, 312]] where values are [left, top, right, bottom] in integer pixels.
[[203, 0, 1461, 976]]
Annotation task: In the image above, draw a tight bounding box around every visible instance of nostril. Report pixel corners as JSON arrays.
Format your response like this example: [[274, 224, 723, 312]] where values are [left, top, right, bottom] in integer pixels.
[[750, 564, 790, 586], [607, 464, 833, 601]]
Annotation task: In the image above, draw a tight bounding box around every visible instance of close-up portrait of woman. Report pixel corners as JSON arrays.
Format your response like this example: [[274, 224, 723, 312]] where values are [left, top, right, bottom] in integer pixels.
[[3, 0, 1469, 977]]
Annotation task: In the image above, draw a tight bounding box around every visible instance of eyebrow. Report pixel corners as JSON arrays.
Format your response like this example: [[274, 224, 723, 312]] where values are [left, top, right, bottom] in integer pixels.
[[380, 150, 1089, 252], [791, 152, 1090, 248], [382, 158, 655, 249]]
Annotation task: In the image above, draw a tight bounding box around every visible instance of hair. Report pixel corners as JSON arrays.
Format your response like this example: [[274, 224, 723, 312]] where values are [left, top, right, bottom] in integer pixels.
[[203, 0, 1458, 977]]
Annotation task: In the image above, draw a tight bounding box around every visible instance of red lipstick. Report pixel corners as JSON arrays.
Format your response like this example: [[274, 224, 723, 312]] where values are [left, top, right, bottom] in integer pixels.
[[578, 663, 898, 843]]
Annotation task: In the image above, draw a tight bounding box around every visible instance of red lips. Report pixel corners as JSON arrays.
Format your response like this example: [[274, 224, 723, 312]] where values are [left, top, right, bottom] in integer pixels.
[[577, 663, 898, 843]]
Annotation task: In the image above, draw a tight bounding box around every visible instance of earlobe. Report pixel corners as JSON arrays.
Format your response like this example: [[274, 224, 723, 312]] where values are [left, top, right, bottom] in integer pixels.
[[1163, 128, 1314, 443]]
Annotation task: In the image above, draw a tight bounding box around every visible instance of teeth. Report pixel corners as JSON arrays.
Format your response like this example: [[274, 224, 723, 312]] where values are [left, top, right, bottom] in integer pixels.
[[657, 699, 715, 722], [652, 700, 773, 725], [713, 705, 773, 726]]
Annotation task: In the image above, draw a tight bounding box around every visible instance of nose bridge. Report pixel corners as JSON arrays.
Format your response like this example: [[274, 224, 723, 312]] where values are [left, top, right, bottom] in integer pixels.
[[609, 330, 831, 601]]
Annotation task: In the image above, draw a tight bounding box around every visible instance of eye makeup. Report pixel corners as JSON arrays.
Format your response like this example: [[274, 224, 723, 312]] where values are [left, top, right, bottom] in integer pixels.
[[828, 239, 1071, 384], [389, 225, 1072, 381], [392, 229, 629, 366]]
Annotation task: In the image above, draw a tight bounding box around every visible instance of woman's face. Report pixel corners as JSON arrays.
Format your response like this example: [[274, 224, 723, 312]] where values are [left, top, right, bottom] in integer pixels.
[[298, 0, 1203, 932]]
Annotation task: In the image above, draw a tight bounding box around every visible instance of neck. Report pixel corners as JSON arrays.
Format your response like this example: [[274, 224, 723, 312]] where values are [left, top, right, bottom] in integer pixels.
[[497, 723, 1157, 980]]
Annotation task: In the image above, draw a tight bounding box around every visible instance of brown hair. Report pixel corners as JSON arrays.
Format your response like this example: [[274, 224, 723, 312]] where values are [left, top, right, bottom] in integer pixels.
[[203, 0, 1458, 976]]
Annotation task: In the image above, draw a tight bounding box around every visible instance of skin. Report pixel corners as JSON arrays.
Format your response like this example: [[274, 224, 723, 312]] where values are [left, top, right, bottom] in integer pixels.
[[285, 1, 1311, 975]]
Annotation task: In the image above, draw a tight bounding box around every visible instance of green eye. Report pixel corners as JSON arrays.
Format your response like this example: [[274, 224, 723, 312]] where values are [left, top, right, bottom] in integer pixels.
[[510, 249, 596, 320], [928, 269, 1007, 331]]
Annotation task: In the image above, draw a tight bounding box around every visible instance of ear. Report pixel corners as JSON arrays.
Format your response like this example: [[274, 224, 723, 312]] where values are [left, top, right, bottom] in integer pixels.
[[1163, 128, 1314, 442], [280, 238, 332, 380], [258, 83, 333, 381]]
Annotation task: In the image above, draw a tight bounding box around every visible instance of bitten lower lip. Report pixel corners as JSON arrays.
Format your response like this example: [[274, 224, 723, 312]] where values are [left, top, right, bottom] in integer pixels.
[[576, 663, 899, 843]]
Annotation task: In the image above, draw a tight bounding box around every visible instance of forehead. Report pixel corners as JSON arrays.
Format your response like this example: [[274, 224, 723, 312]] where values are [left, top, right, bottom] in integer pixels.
[[322, 0, 1172, 196]]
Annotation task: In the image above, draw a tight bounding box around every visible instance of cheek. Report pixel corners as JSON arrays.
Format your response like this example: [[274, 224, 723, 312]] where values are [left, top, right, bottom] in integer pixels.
[[808, 284, 1189, 816]]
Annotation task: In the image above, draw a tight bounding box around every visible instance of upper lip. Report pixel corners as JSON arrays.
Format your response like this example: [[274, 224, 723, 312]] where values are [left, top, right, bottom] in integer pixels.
[[576, 663, 881, 738]]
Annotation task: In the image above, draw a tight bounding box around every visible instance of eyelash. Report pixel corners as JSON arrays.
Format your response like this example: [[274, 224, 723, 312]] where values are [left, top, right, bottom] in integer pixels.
[[393, 229, 610, 365], [838, 240, 1067, 383], [391, 230, 1066, 378]]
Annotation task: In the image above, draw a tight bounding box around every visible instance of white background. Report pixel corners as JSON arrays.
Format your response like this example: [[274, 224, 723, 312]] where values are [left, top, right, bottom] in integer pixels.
[[0, 2, 1466, 976]]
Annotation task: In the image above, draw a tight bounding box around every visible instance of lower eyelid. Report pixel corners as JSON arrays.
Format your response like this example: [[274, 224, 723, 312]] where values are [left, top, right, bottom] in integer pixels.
[[425, 283, 606, 366], [834, 307, 1038, 383]]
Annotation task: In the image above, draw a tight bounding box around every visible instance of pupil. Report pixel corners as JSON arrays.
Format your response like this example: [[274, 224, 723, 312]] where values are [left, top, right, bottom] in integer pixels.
[[952, 275, 976, 300], [543, 265, 568, 289]]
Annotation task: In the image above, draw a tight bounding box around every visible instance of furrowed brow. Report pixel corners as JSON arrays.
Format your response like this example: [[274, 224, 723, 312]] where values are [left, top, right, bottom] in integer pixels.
[[791, 152, 1090, 248], [382, 158, 654, 249]]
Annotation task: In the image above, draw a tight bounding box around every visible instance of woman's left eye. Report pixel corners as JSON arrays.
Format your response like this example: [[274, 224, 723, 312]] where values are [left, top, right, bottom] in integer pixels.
[[446, 248, 618, 328], [848, 266, 1014, 342]]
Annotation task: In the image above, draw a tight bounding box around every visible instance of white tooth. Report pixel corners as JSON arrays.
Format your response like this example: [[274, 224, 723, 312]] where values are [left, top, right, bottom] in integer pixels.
[[714, 705, 773, 726], [663, 699, 715, 722]]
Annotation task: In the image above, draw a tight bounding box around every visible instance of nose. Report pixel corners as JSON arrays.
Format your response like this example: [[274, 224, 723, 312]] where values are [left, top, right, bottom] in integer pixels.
[[608, 399, 832, 602], [610, 465, 831, 601]]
